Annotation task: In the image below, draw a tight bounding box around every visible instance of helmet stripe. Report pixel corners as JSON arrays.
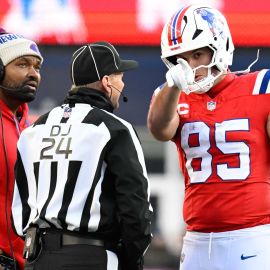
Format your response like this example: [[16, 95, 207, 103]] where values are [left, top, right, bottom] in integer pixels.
[[167, 8, 182, 46], [169, 5, 191, 46]]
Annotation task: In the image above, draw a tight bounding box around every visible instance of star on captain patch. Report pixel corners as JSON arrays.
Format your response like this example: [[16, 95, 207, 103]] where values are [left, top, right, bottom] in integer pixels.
[[207, 100, 216, 111]]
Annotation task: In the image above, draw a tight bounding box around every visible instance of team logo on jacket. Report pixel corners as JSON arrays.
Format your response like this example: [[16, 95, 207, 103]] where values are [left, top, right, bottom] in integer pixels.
[[207, 100, 216, 111], [63, 106, 72, 118]]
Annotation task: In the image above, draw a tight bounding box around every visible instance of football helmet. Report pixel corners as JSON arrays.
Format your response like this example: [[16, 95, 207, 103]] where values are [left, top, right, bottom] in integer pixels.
[[161, 5, 234, 94]]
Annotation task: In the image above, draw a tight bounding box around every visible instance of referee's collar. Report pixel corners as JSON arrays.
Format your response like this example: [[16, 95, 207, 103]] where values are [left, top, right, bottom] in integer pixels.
[[65, 87, 114, 112]]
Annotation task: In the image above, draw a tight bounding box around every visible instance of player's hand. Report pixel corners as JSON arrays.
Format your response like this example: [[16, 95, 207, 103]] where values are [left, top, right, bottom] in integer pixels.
[[165, 58, 194, 91]]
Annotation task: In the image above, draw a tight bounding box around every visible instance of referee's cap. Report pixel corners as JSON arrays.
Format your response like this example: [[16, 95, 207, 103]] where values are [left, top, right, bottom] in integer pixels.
[[70, 41, 138, 86]]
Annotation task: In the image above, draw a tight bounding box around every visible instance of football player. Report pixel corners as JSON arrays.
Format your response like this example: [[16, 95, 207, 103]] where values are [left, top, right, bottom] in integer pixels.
[[147, 4, 270, 270]]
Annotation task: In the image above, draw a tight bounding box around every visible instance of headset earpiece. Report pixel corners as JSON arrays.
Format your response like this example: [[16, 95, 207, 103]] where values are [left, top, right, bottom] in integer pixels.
[[0, 58, 5, 82]]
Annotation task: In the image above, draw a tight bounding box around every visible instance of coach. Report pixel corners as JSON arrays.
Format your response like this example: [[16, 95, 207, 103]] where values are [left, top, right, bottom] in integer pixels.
[[11, 41, 153, 270]]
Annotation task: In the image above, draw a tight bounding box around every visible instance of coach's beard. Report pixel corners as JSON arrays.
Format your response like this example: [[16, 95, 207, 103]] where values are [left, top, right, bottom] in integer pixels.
[[1, 80, 38, 102]]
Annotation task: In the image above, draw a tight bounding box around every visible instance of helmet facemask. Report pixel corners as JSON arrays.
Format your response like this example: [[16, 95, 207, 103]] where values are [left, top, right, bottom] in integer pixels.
[[186, 45, 225, 94]]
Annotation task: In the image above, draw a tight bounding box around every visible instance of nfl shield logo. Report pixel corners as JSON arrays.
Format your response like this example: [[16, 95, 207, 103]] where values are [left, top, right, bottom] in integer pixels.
[[207, 101, 216, 111], [63, 106, 72, 118]]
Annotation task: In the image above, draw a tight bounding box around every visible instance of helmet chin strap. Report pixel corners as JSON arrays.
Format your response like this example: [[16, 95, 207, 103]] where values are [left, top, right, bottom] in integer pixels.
[[185, 73, 214, 94], [185, 65, 222, 95], [190, 77, 214, 94]]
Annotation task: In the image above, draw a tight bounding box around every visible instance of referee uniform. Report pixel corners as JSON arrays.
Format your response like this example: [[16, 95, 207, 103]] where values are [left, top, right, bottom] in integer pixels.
[[12, 42, 153, 270]]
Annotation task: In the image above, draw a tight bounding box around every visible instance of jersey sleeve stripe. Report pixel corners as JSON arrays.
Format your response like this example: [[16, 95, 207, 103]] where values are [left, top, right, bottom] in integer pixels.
[[259, 69, 270, 94], [253, 69, 270, 95]]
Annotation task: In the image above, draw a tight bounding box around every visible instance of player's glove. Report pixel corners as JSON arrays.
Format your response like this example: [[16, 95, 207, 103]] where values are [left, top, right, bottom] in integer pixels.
[[165, 58, 194, 91]]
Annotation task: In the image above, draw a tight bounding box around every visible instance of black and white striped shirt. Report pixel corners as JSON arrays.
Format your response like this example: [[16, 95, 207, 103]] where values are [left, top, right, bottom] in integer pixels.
[[12, 88, 152, 266]]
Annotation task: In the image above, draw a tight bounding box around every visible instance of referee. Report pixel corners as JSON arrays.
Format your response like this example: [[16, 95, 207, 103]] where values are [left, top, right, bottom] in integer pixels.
[[11, 41, 153, 270]]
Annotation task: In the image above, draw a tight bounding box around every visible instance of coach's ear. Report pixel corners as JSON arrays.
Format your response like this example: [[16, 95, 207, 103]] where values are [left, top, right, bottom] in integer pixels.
[[267, 114, 270, 139]]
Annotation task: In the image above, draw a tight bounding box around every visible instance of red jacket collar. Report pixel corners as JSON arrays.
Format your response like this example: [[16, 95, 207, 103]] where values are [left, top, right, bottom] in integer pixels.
[[0, 99, 30, 128]]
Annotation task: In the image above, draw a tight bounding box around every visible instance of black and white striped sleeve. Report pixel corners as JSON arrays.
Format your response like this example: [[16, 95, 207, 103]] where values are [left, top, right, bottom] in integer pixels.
[[105, 119, 153, 269], [11, 150, 31, 236]]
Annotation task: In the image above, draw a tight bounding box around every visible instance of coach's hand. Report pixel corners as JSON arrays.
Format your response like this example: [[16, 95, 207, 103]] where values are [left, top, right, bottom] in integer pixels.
[[166, 58, 194, 91]]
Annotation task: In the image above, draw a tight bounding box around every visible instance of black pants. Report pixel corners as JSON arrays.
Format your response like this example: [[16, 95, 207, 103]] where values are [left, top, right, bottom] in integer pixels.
[[24, 230, 119, 270]]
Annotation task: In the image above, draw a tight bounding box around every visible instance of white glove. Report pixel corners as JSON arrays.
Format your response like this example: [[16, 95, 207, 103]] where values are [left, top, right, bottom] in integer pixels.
[[165, 58, 194, 91]]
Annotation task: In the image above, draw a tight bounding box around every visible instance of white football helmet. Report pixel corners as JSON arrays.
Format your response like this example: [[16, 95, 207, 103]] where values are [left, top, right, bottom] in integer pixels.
[[161, 5, 234, 94]]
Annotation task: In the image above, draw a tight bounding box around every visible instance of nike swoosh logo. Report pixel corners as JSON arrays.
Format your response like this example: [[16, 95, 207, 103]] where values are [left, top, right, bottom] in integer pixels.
[[241, 254, 257, 260]]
